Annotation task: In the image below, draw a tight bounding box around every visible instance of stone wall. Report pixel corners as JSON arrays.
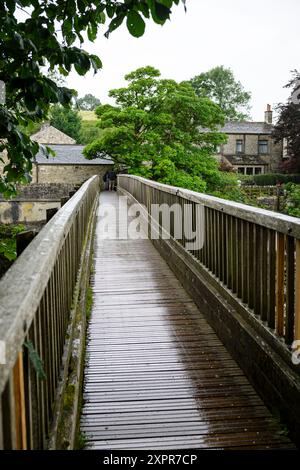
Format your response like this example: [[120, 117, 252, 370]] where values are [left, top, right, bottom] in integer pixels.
[[35, 164, 112, 186], [0, 183, 75, 201], [0, 183, 75, 224], [0, 200, 61, 224], [221, 134, 283, 172]]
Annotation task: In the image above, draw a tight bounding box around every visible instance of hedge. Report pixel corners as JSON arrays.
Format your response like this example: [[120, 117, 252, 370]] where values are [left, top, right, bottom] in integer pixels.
[[252, 174, 300, 186]]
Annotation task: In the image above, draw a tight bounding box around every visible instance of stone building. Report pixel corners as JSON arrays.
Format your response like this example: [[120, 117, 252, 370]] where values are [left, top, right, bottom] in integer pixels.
[[31, 122, 76, 145], [32, 144, 113, 185], [0, 124, 114, 186], [216, 105, 283, 175], [30, 124, 114, 185]]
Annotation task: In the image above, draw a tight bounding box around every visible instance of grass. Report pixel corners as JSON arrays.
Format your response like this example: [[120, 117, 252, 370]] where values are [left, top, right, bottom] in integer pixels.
[[75, 431, 89, 450], [79, 110, 97, 122]]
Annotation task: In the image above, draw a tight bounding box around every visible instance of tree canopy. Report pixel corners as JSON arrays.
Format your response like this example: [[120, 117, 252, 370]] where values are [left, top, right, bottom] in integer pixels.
[[77, 94, 101, 111], [273, 71, 300, 173], [84, 66, 233, 193], [0, 0, 184, 196], [50, 105, 82, 142], [189, 66, 251, 121]]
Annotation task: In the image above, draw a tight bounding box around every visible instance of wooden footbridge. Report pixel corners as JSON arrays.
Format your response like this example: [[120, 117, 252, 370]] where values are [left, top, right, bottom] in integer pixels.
[[0, 175, 300, 450]]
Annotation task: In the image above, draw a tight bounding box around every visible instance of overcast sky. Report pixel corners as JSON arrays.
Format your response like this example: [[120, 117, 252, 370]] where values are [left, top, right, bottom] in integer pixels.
[[66, 0, 300, 121]]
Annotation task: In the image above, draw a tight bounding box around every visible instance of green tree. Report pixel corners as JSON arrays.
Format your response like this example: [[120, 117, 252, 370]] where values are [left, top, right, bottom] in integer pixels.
[[0, 0, 184, 196], [79, 123, 104, 145], [77, 94, 101, 111], [273, 71, 300, 173], [50, 105, 82, 142], [283, 183, 300, 217], [84, 66, 229, 193], [189, 66, 251, 121]]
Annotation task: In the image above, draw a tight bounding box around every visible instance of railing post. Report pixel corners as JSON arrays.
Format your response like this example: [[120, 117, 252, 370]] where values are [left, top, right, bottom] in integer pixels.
[[276, 233, 285, 336], [295, 239, 300, 341], [13, 351, 27, 449]]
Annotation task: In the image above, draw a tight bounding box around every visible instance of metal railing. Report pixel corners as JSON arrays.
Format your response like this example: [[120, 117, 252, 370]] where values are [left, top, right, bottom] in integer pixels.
[[0, 175, 99, 449], [118, 175, 300, 347]]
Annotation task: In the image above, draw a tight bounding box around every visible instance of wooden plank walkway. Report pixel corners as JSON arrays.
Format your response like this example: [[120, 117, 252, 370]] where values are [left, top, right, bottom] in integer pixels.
[[81, 192, 293, 450]]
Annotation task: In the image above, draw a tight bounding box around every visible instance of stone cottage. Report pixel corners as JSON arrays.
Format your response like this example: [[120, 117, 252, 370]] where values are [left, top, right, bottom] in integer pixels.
[[214, 105, 283, 175], [30, 123, 114, 185]]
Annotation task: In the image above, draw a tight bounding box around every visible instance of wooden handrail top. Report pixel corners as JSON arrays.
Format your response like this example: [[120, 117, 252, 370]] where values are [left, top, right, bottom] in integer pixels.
[[0, 175, 99, 395], [118, 175, 300, 238]]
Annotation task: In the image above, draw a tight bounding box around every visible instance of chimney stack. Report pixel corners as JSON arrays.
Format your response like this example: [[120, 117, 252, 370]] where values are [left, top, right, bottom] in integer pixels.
[[264, 104, 273, 124]]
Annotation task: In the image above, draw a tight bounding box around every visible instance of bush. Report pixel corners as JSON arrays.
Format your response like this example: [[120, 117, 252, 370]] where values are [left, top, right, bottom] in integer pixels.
[[79, 122, 104, 144], [50, 105, 82, 142], [282, 183, 300, 218], [252, 173, 300, 186]]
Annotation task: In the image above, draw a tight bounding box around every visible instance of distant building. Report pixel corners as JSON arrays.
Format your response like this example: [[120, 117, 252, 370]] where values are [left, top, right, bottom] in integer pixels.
[[214, 105, 283, 175], [31, 122, 76, 145], [30, 125, 114, 185]]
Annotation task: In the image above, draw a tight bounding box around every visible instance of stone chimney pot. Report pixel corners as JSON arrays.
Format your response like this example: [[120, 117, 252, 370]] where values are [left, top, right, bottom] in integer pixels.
[[265, 104, 273, 124]]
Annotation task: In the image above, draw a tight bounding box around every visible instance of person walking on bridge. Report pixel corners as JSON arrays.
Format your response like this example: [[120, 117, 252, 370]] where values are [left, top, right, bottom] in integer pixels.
[[107, 169, 117, 191]]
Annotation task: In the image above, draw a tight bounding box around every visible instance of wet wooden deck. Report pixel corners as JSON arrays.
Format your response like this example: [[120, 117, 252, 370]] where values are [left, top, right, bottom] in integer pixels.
[[81, 192, 293, 450]]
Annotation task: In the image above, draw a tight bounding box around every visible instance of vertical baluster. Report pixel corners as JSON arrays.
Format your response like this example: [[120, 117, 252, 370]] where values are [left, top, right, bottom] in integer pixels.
[[261, 227, 268, 322], [232, 218, 237, 294], [276, 233, 285, 337], [221, 212, 227, 284], [0, 400, 3, 449], [40, 296, 50, 439], [209, 208, 213, 272], [212, 210, 217, 275], [267, 230, 276, 329], [215, 211, 220, 279], [45, 283, 55, 411], [13, 351, 27, 449], [202, 207, 207, 267], [1, 375, 16, 449], [241, 221, 249, 304], [23, 330, 35, 449], [236, 218, 242, 299], [248, 223, 255, 310], [36, 307, 46, 448], [285, 236, 295, 343], [227, 216, 233, 290], [254, 226, 262, 317], [295, 240, 300, 341]]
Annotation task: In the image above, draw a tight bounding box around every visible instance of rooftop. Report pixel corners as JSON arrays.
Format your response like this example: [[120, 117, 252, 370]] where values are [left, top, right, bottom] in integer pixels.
[[35, 145, 113, 165], [31, 123, 76, 145], [218, 121, 274, 135]]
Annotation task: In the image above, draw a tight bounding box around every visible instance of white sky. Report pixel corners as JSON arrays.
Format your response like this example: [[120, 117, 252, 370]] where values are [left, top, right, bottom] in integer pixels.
[[66, 0, 300, 121]]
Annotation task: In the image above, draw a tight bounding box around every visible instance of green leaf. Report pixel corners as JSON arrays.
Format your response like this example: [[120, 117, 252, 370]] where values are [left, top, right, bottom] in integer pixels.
[[156, 0, 173, 7], [105, 14, 125, 38], [24, 341, 46, 381], [126, 10, 146, 38]]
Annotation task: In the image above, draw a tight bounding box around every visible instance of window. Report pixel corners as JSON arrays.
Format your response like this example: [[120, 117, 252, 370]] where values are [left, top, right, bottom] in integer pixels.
[[246, 167, 254, 175], [237, 167, 245, 174], [236, 139, 244, 154], [255, 167, 262, 175], [258, 140, 269, 154]]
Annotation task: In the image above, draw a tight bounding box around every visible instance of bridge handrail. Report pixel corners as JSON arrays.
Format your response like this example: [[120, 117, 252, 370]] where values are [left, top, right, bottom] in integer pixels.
[[118, 174, 300, 348], [0, 175, 99, 449], [118, 174, 300, 237]]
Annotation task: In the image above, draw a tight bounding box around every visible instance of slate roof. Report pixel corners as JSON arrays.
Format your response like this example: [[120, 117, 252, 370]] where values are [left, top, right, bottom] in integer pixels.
[[200, 121, 274, 135], [218, 121, 274, 135], [35, 145, 114, 165], [31, 123, 76, 145], [225, 155, 268, 165]]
